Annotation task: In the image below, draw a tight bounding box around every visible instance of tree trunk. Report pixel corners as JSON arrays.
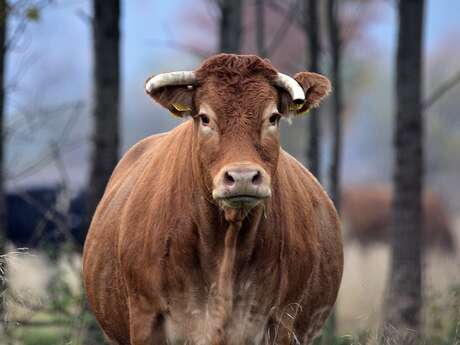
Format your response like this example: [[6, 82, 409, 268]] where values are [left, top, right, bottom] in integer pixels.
[[0, 0, 7, 322], [385, 0, 425, 342], [87, 0, 120, 221], [255, 0, 265, 57], [304, 0, 321, 178], [327, 0, 342, 211], [0, 0, 6, 251], [219, 0, 243, 53], [321, 1, 343, 343]]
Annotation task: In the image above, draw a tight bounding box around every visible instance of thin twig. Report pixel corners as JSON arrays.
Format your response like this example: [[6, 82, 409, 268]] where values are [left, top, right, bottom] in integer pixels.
[[264, 0, 299, 57], [424, 69, 460, 110], [148, 38, 212, 59], [7, 319, 73, 327]]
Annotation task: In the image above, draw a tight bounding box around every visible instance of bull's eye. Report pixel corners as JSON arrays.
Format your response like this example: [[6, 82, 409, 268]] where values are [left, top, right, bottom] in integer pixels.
[[269, 113, 281, 126], [199, 114, 210, 126]]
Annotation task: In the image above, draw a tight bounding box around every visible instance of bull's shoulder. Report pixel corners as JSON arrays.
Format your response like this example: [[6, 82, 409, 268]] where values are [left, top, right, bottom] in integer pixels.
[[106, 132, 168, 188], [109, 120, 193, 185], [89, 131, 172, 231], [277, 149, 342, 253], [278, 150, 329, 199]]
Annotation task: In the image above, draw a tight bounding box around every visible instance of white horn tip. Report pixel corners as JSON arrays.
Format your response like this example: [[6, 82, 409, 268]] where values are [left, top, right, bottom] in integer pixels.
[[145, 78, 154, 93], [275, 73, 305, 104], [145, 71, 196, 94]]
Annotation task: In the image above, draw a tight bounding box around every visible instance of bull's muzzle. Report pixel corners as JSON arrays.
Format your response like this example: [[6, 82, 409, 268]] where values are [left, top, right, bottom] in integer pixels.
[[212, 163, 271, 209]]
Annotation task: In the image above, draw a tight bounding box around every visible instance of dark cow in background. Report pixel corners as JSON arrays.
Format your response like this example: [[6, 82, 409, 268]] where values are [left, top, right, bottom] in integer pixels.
[[6, 187, 60, 248], [341, 185, 456, 253], [5, 186, 87, 255]]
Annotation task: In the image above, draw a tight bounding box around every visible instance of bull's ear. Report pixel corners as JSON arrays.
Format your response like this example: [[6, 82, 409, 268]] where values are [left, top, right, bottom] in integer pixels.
[[286, 72, 331, 116], [145, 77, 195, 117]]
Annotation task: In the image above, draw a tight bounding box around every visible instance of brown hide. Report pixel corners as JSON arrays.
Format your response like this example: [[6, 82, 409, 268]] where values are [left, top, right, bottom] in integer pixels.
[[341, 185, 455, 252], [83, 54, 343, 345]]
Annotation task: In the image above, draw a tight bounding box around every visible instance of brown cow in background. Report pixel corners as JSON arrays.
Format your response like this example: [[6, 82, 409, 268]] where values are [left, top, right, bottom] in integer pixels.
[[341, 185, 455, 253], [83, 54, 343, 345]]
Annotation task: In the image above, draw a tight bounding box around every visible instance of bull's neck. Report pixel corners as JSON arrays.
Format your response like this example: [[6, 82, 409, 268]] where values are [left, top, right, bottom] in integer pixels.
[[218, 206, 264, 272], [202, 209, 264, 344], [191, 191, 265, 251]]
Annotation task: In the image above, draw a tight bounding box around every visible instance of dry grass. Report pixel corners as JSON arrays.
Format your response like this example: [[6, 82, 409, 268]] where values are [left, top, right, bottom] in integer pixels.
[[336, 215, 460, 338]]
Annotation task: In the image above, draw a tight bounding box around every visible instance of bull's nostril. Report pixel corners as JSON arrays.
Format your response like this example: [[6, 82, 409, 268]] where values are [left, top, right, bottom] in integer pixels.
[[252, 171, 262, 185], [224, 172, 235, 185]]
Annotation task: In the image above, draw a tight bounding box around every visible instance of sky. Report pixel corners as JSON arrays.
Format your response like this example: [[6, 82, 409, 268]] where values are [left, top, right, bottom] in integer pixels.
[[5, 0, 460, 191]]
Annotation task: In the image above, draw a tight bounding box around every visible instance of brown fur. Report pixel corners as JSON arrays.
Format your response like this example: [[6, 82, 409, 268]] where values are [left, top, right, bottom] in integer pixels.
[[83, 54, 343, 345]]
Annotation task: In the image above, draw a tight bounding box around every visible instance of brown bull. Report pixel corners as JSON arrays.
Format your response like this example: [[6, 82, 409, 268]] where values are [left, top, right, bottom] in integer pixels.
[[341, 185, 455, 252], [83, 54, 343, 345]]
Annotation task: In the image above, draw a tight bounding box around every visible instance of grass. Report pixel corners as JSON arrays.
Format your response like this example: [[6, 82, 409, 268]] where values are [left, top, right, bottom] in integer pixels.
[[17, 326, 67, 345], [0, 250, 104, 345]]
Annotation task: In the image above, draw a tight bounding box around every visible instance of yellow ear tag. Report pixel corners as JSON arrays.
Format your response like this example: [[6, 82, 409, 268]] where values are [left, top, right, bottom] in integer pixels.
[[171, 103, 191, 112], [298, 109, 310, 116], [170, 103, 192, 116], [288, 102, 305, 112]]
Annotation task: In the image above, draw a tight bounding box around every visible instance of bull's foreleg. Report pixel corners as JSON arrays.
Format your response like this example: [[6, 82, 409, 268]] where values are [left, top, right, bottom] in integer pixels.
[[128, 295, 167, 345]]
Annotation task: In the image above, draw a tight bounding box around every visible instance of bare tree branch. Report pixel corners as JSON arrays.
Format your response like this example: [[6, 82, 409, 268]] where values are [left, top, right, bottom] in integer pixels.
[[4, 99, 84, 186], [75, 8, 92, 25], [5, 0, 54, 53], [266, 0, 291, 14], [265, 0, 299, 57], [148, 38, 212, 60], [7, 320, 73, 327], [424, 68, 460, 109]]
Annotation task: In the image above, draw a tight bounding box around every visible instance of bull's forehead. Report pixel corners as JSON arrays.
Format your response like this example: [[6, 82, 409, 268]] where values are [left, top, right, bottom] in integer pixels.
[[196, 75, 278, 122]]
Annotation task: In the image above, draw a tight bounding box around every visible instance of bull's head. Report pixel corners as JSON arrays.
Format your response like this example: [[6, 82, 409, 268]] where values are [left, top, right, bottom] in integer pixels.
[[145, 54, 330, 217]]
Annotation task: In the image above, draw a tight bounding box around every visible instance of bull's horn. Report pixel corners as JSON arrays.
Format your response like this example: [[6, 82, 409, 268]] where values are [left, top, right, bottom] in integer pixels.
[[145, 71, 196, 93], [275, 73, 305, 105]]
